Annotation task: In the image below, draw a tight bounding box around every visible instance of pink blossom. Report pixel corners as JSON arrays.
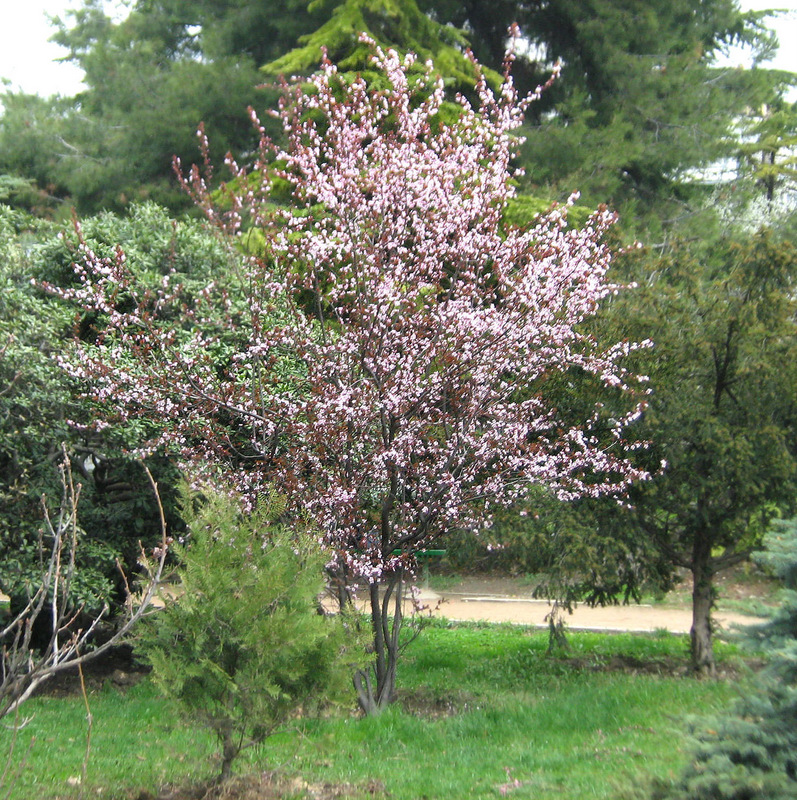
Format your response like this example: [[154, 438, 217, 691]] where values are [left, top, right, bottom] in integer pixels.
[[51, 40, 650, 587]]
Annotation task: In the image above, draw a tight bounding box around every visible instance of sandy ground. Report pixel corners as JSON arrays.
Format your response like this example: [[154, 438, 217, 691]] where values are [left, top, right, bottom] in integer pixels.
[[343, 576, 768, 634]]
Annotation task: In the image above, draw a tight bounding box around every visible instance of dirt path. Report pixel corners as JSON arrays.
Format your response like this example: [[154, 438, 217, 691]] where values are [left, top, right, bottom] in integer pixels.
[[352, 577, 768, 634]]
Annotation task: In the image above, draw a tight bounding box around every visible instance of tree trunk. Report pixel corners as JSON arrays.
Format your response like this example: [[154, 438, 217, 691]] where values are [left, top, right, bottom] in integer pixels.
[[219, 728, 239, 782], [690, 535, 716, 677], [326, 562, 352, 609], [353, 570, 403, 715]]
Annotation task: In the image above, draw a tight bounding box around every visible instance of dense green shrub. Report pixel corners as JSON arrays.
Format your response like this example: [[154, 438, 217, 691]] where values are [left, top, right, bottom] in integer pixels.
[[0, 205, 102, 611], [0, 202, 238, 616], [140, 488, 360, 781]]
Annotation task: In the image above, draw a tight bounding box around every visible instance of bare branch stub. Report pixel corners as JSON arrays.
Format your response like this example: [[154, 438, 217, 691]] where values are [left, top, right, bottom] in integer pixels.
[[0, 448, 168, 720]]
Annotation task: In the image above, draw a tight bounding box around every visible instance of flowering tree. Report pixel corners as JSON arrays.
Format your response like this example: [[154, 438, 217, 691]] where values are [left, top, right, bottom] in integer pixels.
[[51, 39, 652, 714]]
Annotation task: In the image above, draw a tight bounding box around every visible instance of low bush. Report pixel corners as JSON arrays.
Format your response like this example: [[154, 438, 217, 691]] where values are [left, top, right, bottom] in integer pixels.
[[139, 487, 360, 781]]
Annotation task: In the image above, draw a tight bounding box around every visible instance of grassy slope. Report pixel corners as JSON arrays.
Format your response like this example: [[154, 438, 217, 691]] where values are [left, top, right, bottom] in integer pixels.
[[2, 624, 745, 800]]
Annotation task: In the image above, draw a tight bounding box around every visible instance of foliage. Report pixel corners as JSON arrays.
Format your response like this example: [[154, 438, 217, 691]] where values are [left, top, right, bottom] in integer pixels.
[[747, 518, 797, 682], [0, 1, 271, 214], [2, 0, 790, 228], [263, 0, 481, 92], [32, 200, 233, 289], [423, 214, 797, 672], [655, 518, 797, 799], [261, 0, 797, 233], [57, 43, 652, 713], [0, 205, 103, 609], [0, 93, 83, 218], [724, 95, 797, 229], [56, 0, 326, 70], [139, 487, 356, 781], [0, 203, 236, 615], [605, 231, 797, 674], [419, 0, 795, 232]]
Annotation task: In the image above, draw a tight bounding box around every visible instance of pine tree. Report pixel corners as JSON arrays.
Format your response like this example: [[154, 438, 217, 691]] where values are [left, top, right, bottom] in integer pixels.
[[262, 0, 481, 92], [140, 488, 357, 781], [657, 517, 797, 799]]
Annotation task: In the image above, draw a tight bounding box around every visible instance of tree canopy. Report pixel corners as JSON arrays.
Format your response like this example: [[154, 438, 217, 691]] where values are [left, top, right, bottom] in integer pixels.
[[610, 231, 797, 673], [0, 0, 793, 224], [2, 0, 797, 712]]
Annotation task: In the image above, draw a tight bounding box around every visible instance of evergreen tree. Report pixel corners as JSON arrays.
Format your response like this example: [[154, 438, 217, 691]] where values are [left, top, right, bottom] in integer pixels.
[[611, 231, 797, 674], [656, 517, 797, 799], [263, 0, 477, 92], [3, 0, 790, 221], [518, 2, 789, 229], [141, 488, 357, 781], [725, 95, 797, 229], [0, 1, 272, 213], [251, 0, 795, 238]]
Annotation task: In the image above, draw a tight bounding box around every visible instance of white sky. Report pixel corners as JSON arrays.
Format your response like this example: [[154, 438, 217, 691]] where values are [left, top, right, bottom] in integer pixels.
[[1, 1, 86, 96], [0, 0, 795, 97]]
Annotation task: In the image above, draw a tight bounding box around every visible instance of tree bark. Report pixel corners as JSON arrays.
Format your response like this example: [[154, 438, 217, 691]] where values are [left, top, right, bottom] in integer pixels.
[[219, 728, 239, 782], [353, 570, 403, 715], [690, 533, 716, 677]]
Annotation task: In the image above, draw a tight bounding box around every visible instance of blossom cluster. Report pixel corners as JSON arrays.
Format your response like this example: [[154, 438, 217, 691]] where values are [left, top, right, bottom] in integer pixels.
[[53, 41, 651, 583]]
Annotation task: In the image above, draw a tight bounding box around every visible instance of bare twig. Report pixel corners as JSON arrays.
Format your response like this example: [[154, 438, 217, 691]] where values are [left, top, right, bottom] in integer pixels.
[[78, 663, 92, 797], [0, 446, 169, 720], [0, 705, 35, 800]]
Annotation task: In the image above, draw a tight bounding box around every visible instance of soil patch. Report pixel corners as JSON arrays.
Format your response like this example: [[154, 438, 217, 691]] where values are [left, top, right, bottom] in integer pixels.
[[131, 772, 387, 800], [436, 561, 780, 611], [431, 592, 767, 633], [37, 644, 150, 698], [398, 686, 479, 718], [423, 569, 773, 633]]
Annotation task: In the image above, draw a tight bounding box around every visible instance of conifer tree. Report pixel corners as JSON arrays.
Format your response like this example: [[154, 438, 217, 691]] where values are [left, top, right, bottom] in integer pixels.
[[263, 0, 479, 92], [657, 517, 797, 799], [141, 488, 356, 782], [3, 0, 790, 221]]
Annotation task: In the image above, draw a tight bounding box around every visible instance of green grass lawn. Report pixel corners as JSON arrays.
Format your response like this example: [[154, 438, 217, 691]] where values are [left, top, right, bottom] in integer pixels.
[[2, 623, 747, 800]]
